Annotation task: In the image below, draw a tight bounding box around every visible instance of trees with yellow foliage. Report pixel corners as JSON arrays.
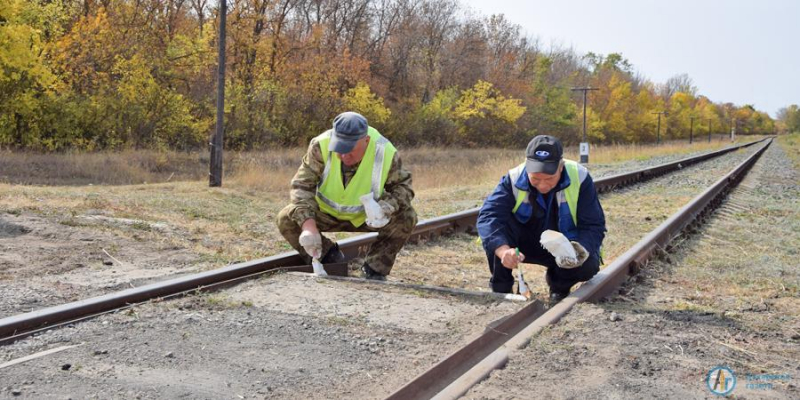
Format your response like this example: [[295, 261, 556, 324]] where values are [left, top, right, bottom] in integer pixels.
[[453, 80, 526, 145], [667, 91, 696, 140], [777, 105, 800, 133], [0, 1, 777, 151], [0, 0, 58, 148], [344, 82, 392, 127]]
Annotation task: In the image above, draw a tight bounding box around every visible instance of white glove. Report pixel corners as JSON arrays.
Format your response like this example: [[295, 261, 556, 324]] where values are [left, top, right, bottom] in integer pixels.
[[359, 193, 390, 228], [298, 230, 322, 259], [311, 259, 328, 277], [540, 230, 588, 269], [556, 242, 590, 269]]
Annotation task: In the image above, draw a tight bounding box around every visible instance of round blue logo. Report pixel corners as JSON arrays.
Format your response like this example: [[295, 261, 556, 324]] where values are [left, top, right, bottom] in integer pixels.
[[707, 366, 736, 395], [534, 150, 550, 158]]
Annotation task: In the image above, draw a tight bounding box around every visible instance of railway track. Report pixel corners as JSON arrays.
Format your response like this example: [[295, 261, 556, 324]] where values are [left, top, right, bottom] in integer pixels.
[[0, 138, 768, 345], [386, 139, 772, 400]]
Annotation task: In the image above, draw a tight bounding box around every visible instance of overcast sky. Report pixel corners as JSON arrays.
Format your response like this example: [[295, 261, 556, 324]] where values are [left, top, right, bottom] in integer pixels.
[[458, 0, 798, 117]]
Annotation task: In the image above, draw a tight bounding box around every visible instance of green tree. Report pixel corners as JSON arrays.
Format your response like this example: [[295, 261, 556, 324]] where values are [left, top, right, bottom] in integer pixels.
[[526, 57, 577, 141]]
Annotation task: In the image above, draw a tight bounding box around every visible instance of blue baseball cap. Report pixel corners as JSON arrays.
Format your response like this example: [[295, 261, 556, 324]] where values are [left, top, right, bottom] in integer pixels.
[[329, 112, 368, 154]]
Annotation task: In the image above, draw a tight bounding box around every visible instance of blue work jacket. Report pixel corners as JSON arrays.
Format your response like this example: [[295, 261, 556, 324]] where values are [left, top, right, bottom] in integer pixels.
[[477, 165, 606, 257]]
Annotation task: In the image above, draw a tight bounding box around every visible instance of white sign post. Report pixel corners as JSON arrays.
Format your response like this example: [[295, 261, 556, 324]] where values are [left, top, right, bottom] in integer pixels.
[[580, 142, 589, 163]]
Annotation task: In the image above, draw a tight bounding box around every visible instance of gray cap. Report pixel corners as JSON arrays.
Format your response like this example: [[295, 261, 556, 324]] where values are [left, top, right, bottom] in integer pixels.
[[525, 135, 563, 174], [330, 112, 368, 154]]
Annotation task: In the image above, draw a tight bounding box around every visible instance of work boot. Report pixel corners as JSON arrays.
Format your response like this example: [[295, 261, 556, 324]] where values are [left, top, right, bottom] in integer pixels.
[[361, 263, 386, 281], [548, 290, 569, 306], [320, 243, 345, 264], [545, 272, 569, 306]]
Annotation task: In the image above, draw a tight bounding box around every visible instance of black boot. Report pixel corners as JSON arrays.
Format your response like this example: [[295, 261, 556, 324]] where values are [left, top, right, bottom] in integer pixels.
[[361, 263, 386, 281], [548, 290, 569, 306], [546, 271, 569, 306], [320, 243, 345, 264]]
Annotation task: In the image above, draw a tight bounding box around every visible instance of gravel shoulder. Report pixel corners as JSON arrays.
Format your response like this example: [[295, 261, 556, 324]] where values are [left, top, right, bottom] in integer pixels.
[[463, 140, 799, 399], [0, 274, 522, 399]]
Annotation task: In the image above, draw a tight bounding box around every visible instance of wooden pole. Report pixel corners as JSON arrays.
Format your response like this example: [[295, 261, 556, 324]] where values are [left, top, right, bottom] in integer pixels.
[[209, 0, 227, 187]]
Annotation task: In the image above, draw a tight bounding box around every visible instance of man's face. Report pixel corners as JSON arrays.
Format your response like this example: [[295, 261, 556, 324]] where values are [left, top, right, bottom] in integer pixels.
[[527, 162, 563, 194], [338, 136, 370, 166]]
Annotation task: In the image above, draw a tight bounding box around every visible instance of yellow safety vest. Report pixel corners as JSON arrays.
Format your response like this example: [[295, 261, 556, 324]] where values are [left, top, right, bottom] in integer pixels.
[[510, 159, 584, 227], [315, 127, 396, 227], [509, 159, 604, 261]]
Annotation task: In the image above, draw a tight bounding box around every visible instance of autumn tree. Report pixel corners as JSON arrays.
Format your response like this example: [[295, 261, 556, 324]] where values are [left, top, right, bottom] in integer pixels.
[[0, 0, 776, 151], [0, 0, 59, 149], [777, 105, 800, 133]]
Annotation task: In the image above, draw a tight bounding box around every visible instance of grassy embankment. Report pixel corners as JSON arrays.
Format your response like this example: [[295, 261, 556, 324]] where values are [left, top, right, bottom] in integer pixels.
[[602, 133, 800, 374], [778, 132, 800, 169]]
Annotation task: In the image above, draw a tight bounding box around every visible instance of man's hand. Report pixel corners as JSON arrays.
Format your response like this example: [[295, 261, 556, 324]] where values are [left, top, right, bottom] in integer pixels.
[[556, 241, 589, 269], [299, 220, 322, 259], [495, 246, 525, 269], [360, 193, 390, 228]]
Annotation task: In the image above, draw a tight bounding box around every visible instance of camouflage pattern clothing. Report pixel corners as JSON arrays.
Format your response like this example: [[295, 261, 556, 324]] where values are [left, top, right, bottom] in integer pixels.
[[277, 134, 417, 275]]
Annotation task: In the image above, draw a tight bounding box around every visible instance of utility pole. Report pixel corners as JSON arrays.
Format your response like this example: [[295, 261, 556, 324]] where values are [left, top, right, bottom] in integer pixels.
[[571, 87, 599, 163], [209, 0, 227, 187], [652, 111, 668, 144], [689, 116, 696, 144], [707, 119, 712, 143], [724, 119, 730, 142]]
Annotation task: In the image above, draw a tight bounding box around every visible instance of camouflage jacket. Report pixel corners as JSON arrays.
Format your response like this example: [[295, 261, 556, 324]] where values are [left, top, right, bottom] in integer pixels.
[[288, 135, 415, 225]]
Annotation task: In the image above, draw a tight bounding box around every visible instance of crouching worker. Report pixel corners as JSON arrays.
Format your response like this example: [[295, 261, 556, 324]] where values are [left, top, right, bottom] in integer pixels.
[[277, 112, 417, 280], [477, 135, 606, 304]]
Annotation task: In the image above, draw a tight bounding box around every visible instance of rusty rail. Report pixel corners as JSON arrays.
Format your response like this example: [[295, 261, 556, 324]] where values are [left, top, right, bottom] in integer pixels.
[[386, 139, 772, 400], [0, 138, 766, 344]]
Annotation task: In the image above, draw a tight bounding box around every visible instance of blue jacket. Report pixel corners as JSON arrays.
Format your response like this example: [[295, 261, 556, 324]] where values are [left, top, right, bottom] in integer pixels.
[[477, 165, 606, 257]]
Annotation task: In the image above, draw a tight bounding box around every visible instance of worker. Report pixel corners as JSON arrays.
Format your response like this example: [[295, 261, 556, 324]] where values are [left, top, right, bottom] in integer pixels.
[[477, 135, 606, 304], [277, 112, 417, 280]]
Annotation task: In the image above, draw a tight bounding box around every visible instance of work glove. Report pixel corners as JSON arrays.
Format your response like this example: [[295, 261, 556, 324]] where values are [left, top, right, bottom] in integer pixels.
[[311, 259, 328, 277], [541, 230, 581, 269], [359, 193, 390, 228], [298, 229, 322, 259], [556, 241, 590, 269]]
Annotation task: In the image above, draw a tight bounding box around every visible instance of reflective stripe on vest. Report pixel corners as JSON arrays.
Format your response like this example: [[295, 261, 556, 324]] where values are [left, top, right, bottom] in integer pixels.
[[315, 127, 396, 227], [509, 159, 587, 226]]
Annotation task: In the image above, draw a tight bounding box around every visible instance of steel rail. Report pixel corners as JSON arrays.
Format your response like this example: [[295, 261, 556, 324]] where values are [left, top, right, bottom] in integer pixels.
[[386, 139, 772, 400], [0, 138, 766, 344]]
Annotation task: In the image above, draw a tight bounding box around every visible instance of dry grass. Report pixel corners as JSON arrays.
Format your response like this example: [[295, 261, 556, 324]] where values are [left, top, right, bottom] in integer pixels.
[[630, 140, 800, 350], [777, 132, 800, 170], [0, 138, 757, 189], [0, 150, 202, 186], [564, 138, 741, 163]]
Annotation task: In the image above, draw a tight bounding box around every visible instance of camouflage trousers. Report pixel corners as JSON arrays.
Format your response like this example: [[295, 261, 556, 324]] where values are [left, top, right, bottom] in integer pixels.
[[276, 205, 418, 275]]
